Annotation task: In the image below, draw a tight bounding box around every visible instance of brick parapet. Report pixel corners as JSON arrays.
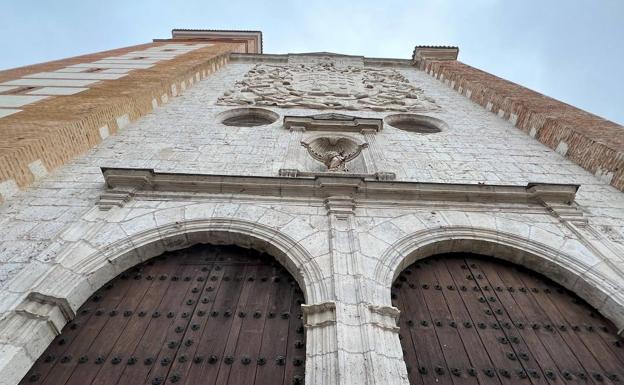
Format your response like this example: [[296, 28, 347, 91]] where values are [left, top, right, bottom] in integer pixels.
[[418, 59, 624, 191], [0, 42, 242, 203]]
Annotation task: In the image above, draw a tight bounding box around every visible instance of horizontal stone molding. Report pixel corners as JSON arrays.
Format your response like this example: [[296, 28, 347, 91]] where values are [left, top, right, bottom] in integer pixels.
[[278, 169, 396, 181], [283, 113, 383, 133], [101, 167, 579, 206], [367, 304, 401, 333], [412, 46, 459, 63], [229, 53, 413, 68], [302, 301, 337, 329]]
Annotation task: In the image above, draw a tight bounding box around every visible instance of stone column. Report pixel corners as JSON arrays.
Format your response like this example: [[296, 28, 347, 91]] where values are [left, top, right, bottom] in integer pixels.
[[324, 196, 409, 385]]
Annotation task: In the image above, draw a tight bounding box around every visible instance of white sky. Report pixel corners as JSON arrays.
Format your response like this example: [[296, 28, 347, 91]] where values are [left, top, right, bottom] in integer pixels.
[[1, 0, 622, 124]]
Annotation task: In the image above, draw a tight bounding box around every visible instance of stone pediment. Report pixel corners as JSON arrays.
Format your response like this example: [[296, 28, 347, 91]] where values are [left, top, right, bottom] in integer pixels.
[[283, 113, 382, 133]]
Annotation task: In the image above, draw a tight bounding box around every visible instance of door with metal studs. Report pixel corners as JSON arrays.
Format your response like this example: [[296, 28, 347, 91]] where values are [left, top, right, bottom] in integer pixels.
[[392, 254, 624, 385], [19, 244, 306, 385]]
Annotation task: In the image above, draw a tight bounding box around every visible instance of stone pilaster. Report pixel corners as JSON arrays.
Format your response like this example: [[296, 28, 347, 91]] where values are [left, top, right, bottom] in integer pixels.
[[279, 125, 305, 176], [324, 196, 409, 385], [360, 129, 381, 174], [302, 302, 338, 385]]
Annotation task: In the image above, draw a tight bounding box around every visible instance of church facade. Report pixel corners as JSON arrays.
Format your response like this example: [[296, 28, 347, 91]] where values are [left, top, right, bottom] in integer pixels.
[[1, 30, 623, 385]]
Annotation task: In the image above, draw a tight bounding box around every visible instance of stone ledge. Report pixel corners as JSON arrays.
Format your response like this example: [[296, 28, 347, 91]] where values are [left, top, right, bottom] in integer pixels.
[[412, 46, 459, 63], [302, 301, 336, 328], [100, 167, 580, 206], [283, 113, 383, 133]]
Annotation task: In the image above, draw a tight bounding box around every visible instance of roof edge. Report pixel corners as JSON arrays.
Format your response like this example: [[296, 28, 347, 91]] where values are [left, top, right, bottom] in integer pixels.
[[412, 45, 459, 62], [169, 29, 263, 54]]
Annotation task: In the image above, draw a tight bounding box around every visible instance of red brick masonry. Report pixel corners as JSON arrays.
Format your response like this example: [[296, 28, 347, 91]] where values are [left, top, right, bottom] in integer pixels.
[[418, 59, 624, 192], [0, 42, 242, 202]]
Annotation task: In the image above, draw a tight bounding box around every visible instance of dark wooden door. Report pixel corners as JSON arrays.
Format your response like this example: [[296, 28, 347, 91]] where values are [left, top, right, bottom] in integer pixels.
[[20, 244, 306, 385], [392, 254, 624, 385]]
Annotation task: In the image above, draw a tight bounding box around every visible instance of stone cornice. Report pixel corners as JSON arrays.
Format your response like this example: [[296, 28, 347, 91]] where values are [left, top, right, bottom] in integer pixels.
[[100, 168, 579, 206], [283, 113, 383, 133], [412, 46, 459, 63], [170, 29, 262, 53], [229, 53, 414, 68]]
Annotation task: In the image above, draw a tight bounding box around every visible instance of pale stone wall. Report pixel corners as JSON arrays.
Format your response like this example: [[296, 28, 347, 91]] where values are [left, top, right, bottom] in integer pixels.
[[1, 55, 624, 385]]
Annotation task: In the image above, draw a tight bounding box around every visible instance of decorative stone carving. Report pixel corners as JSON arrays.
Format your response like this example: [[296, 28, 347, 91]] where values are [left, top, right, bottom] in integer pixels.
[[283, 113, 383, 133], [96, 187, 138, 210], [368, 304, 401, 333], [302, 301, 337, 329], [217, 61, 439, 112], [99, 168, 579, 205], [301, 135, 366, 172]]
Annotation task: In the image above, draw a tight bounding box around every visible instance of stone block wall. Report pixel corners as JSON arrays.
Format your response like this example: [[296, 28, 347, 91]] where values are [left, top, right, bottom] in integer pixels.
[[0, 52, 623, 385]]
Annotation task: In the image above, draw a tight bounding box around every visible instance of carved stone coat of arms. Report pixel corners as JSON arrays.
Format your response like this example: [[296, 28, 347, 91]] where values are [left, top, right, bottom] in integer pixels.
[[218, 57, 438, 112]]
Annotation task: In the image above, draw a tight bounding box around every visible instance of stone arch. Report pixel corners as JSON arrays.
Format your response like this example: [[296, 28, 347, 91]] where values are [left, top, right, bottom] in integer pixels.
[[1, 216, 327, 385], [17, 240, 310, 385], [35, 217, 328, 317], [374, 226, 624, 331]]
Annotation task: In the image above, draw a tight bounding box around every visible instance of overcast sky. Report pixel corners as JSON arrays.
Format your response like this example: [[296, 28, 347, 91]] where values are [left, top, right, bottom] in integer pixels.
[[1, 0, 622, 124]]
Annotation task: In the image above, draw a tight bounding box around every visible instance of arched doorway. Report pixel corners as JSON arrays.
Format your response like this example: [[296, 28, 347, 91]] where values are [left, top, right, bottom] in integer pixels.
[[19, 244, 306, 385], [392, 253, 624, 385]]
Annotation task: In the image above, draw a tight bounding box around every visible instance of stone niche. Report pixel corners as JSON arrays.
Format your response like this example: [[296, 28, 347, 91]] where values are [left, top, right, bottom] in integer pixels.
[[279, 113, 395, 180]]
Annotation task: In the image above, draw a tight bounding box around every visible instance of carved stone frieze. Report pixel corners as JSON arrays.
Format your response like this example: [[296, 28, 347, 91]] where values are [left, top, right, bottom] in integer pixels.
[[217, 60, 439, 112]]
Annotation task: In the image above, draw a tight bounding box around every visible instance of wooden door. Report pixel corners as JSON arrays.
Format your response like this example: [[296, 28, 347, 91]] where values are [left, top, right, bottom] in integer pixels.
[[20, 244, 306, 385], [393, 254, 624, 385]]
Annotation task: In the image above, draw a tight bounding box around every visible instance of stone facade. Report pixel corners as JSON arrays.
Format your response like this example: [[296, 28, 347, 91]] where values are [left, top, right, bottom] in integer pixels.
[[1, 34, 624, 385]]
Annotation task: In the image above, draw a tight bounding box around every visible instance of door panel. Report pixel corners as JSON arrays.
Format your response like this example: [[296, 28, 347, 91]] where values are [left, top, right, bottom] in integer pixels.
[[20, 244, 306, 385], [393, 254, 624, 385]]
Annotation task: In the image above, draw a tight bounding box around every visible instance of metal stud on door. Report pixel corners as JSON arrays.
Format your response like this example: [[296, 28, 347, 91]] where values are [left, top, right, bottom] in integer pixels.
[[19, 245, 306, 385], [392, 254, 624, 385]]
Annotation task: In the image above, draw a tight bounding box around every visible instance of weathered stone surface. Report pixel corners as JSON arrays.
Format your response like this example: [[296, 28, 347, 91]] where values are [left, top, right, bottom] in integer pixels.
[[217, 57, 439, 112], [0, 52, 623, 385]]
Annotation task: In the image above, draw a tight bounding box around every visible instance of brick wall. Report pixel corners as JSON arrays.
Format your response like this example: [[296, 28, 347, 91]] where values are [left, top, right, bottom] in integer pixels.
[[0, 42, 242, 203], [417, 59, 624, 191]]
